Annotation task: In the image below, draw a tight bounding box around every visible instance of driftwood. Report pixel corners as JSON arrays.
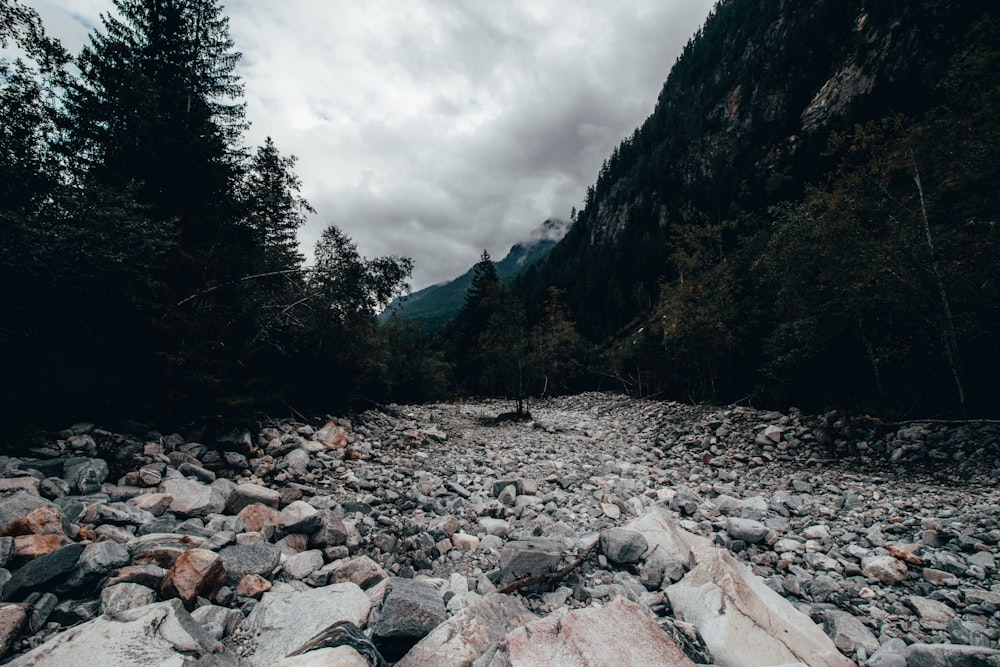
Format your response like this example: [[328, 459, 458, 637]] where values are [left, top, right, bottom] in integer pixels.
[[496, 540, 599, 595]]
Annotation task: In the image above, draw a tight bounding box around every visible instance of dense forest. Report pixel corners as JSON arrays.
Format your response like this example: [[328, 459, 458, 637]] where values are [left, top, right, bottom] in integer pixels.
[[0, 0, 424, 429], [2, 0, 998, 432]]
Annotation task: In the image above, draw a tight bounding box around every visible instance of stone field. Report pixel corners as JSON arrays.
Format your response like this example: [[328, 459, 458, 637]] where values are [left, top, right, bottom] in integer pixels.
[[0, 392, 998, 666]]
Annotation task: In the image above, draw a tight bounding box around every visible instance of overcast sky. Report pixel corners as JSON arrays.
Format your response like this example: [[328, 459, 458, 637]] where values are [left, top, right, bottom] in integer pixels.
[[28, 0, 715, 290]]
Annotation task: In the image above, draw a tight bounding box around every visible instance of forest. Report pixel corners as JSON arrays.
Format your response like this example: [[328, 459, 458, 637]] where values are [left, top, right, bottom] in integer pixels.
[[2, 0, 998, 434]]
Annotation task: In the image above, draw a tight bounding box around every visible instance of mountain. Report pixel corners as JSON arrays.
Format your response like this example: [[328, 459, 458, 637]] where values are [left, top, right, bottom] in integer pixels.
[[385, 219, 570, 332], [516, 0, 998, 415]]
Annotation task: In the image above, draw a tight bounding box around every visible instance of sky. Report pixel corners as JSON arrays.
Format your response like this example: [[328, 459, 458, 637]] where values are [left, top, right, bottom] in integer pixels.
[[27, 0, 715, 290]]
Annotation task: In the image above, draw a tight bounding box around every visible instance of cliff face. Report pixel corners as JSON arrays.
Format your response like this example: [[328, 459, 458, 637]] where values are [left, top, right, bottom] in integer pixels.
[[526, 0, 987, 341]]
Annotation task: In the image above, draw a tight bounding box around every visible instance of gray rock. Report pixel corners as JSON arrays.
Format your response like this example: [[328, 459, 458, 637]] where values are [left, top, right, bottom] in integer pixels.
[[600, 528, 648, 565], [0, 603, 29, 657], [100, 583, 157, 615], [308, 510, 349, 548], [498, 538, 563, 585], [904, 643, 1000, 666], [224, 484, 281, 515], [868, 637, 908, 667], [62, 540, 130, 590], [240, 582, 372, 667], [218, 543, 281, 586], [190, 604, 243, 641], [371, 577, 447, 640], [820, 609, 879, 655], [3, 542, 86, 601], [726, 517, 773, 544], [397, 594, 536, 667], [862, 555, 908, 584], [282, 549, 324, 580], [0, 493, 55, 533], [161, 477, 225, 518], [63, 458, 109, 495], [6, 599, 236, 666], [328, 556, 388, 590]]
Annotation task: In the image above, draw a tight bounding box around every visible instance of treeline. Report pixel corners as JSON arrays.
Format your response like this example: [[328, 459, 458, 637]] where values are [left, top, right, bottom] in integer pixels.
[[514, 9, 1000, 418], [1, 0, 421, 428]]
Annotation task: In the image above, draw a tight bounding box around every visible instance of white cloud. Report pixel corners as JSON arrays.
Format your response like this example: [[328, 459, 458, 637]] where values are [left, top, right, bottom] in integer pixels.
[[27, 0, 715, 289]]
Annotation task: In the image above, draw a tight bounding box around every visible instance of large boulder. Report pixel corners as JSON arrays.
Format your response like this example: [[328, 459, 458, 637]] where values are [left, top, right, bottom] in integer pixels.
[[6, 599, 236, 666], [396, 594, 537, 667], [665, 549, 853, 667], [371, 578, 447, 662], [473, 598, 695, 667], [240, 582, 371, 667]]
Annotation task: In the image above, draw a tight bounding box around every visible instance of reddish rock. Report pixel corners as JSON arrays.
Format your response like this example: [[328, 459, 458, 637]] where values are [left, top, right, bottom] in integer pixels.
[[13, 534, 70, 560], [236, 574, 272, 599], [0, 603, 30, 657], [161, 548, 225, 609], [238, 503, 280, 533], [0, 507, 65, 538], [315, 421, 349, 450]]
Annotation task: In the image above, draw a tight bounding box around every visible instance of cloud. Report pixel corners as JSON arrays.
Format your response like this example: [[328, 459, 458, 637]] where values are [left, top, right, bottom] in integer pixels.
[[29, 0, 715, 289]]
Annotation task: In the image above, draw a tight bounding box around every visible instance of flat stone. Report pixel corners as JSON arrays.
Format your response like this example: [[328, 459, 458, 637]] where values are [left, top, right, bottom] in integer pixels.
[[498, 538, 563, 586], [0, 507, 64, 538], [3, 542, 86, 601], [236, 574, 272, 599], [904, 595, 957, 629], [240, 582, 372, 667], [396, 593, 537, 667], [13, 534, 70, 559], [6, 599, 235, 666], [476, 598, 695, 667], [161, 478, 225, 518], [665, 549, 852, 667], [191, 604, 243, 641], [128, 493, 173, 516], [62, 540, 130, 590], [277, 501, 321, 534]]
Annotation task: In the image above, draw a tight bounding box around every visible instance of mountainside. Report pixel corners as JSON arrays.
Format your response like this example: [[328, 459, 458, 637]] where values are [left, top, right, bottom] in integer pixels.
[[517, 0, 999, 415], [386, 219, 570, 332]]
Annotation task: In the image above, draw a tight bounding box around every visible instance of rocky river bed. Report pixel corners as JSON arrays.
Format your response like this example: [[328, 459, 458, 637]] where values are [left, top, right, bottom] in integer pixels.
[[0, 392, 998, 665]]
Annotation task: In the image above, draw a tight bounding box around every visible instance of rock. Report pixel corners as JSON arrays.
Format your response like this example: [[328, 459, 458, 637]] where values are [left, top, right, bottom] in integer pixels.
[[161, 477, 225, 518], [475, 598, 695, 667], [315, 421, 349, 450], [62, 540, 130, 590], [396, 594, 536, 667], [160, 548, 226, 609], [63, 458, 109, 495], [370, 578, 447, 652], [0, 506, 64, 538], [283, 549, 324, 580], [328, 556, 387, 590], [283, 620, 384, 667], [820, 609, 879, 655], [236, 574, 272, 599], [128, 492, 173, 516], [13, 534, 69, 559], [868, 637, 908, 667], [218, 543, 281, 586], [278, 500, 321, 534], [0, 479, 40, 496], [478, 518, 510, 537], [309, 511, 349, 548], [904, 643, 1000, 666], [225, 484, 281, 514], [0, 494, 55, 536], [599, 528, 648, 565], [100, 582, 157, 615], [191, 604, 243, 641], [3, 542, 85, 601], [6, 599, 235, 666], [725, 517, 773, 544], [0, 603, 29, 657], [903, 595, 957, 629], [665, 549, 852, 667], [498, 538, 563, 585], [862, 555, 908, 584], [238, 503, 280, 532], [240, 582, 371, 667], [277, 646, 370, 667]]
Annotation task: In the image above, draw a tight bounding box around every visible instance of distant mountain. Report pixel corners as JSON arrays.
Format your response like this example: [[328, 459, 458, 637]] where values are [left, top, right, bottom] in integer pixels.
[[384, 219, 570, 332]]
